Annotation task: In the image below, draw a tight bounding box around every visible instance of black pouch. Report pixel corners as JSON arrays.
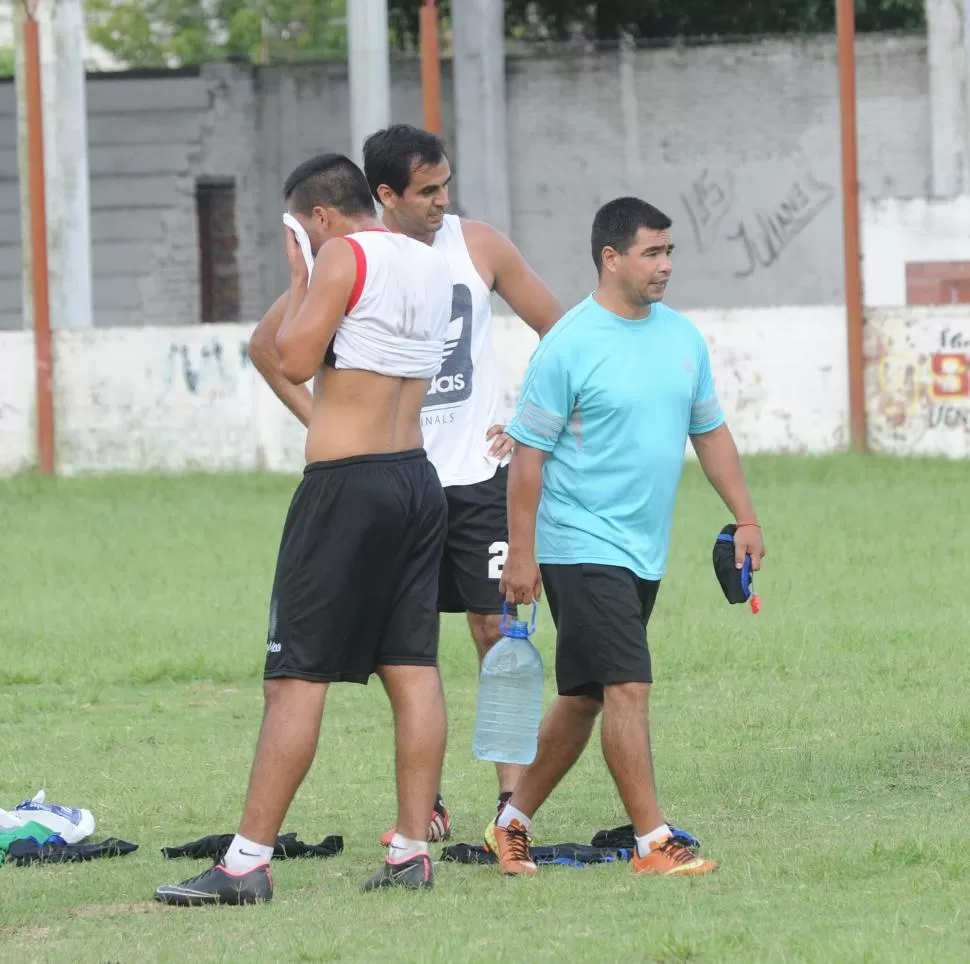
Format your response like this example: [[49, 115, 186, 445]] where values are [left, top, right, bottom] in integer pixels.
[[712, 523, 755, 605]]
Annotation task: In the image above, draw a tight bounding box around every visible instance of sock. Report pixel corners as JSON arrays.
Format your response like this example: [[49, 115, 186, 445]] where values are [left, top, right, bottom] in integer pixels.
[[496, 803, 531, 832], [434, 793, 446, 813], [497, 791, 513, 813], [388, 833, 428, 863], [635, 823, 672, 858], [222, 834, 273, 873]]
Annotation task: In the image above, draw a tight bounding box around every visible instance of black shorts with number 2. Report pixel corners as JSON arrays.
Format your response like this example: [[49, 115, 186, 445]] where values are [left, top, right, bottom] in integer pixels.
[[437, 465, 509, 616]]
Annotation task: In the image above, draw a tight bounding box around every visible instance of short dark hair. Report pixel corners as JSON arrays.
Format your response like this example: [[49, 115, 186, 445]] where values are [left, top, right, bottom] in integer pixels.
[[283, 153, 375, 217], [590, 197, 673, 274], [362, 124, 448, 200]]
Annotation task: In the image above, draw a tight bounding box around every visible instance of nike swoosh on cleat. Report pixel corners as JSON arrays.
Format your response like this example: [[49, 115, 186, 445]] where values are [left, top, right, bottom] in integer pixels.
[[157, 886, 212, 898]]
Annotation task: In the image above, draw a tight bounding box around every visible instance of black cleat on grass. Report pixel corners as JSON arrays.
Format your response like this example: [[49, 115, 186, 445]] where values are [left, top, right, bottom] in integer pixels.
[[154, 862, 273, 907], [361, 854, 434, 892]]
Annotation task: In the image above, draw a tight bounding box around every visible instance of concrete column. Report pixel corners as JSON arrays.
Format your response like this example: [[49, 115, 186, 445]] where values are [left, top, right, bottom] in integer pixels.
[[16, 0, 93, 330], [347, 0, 390, 168], [451, 0, 511, 234], [13, 0, 33, 332], [619, 36, 644, 192], [926, 0, 970, 196]]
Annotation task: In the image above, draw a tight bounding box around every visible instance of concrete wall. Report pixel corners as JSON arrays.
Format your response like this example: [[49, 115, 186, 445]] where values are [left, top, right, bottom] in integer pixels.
[[507, 34, 930, 310], [252, 60, 457, 304], [863, 195, 970, 306], [0, 33, 932, 330], [0, 58, 456, 331], [4, 305, 969, 477], [0, 63, 264, 330]]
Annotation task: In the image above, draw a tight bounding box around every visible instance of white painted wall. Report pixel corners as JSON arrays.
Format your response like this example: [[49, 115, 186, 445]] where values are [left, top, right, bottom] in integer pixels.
[[1, 305, 968, 476], [0, 324, 33, 475], [863, 195, 970, 306]]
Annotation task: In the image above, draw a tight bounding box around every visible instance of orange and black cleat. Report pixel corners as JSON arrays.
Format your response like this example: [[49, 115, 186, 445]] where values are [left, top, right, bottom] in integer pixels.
[[486, 818, 537, 875], [632, 836, 718, 877]]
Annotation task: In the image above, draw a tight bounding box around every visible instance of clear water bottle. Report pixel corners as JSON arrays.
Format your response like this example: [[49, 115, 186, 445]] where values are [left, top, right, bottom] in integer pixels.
[[473, 603, 544, 766]]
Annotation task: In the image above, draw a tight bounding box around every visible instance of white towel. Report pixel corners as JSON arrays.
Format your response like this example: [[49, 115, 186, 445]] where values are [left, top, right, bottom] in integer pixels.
[[282, 212, 315, 279], [281, 213, 318, 389]]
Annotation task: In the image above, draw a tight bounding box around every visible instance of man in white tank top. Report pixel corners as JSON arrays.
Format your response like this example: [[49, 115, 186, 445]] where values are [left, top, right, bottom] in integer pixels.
[[157, 154, 453, 906], [362, 125, 564, 842]]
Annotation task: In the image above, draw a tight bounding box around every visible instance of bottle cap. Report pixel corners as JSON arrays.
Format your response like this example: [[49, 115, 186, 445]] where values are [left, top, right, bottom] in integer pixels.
[[499, 601, 538, 638], [503, 619, 531, 639]]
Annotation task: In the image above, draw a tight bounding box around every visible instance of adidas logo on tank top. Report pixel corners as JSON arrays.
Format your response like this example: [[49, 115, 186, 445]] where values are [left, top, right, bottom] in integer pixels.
[[423, 214, 503, 488]]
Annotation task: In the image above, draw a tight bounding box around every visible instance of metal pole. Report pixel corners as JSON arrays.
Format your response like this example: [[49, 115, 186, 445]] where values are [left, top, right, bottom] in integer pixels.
[[420, 0, 442, 134], [836, 0, 867, 453], [22, 3, 55, 475], [347, 0, 391, 167]]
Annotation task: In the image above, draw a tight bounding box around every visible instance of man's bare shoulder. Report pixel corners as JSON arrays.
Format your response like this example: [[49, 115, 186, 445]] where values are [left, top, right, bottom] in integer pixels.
[[458, 218, 522, 279], [457, 217, 505, 251]]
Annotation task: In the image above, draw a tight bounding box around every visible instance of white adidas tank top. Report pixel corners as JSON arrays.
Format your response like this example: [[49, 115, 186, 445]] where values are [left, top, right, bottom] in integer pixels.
[[422, 215, 503, 488], [327, 229, 452, 379]]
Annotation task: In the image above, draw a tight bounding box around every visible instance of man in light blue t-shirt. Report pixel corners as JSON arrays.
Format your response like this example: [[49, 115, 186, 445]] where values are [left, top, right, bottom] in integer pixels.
[[488, 196, 766, 879]]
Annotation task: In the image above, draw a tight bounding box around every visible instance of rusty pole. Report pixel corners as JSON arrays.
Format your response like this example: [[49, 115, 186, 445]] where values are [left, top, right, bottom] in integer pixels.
[[836, 0, 867, 453], [420, 0, 442, 133], [22, 2, 55, 475]]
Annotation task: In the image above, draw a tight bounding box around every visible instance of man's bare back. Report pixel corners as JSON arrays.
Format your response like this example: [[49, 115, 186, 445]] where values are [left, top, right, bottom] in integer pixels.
[[306, 368, 429, 462]]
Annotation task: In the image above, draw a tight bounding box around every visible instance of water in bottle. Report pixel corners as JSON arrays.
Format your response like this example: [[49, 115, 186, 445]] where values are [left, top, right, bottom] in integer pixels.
[[473, 603, 544, 766]]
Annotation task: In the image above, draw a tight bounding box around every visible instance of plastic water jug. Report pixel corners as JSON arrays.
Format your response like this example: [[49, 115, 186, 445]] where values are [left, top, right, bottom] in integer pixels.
[[473, 603, 544, 766]]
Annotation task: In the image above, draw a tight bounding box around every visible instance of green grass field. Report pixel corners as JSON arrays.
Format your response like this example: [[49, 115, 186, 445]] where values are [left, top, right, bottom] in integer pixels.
[[1, 455, 968, 962]]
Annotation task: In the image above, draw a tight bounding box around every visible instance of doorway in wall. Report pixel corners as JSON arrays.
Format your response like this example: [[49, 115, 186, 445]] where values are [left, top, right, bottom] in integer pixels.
[[196, 178, 240, 323]]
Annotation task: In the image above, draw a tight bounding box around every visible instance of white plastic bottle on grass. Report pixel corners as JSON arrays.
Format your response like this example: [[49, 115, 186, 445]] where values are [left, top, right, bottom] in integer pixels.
[[473, 603, 544, 766]]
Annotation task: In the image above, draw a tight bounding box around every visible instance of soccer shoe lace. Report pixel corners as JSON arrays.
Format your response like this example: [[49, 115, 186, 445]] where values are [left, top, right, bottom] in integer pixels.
[[657, 838, 702, 866], [504, 823, 533, 864]]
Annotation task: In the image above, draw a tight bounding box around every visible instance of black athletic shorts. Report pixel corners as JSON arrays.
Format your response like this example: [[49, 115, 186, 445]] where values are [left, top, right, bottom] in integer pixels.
[[263, 449, 447, 684], [437, 465, 509, 616], [540, 563, 660, 701]]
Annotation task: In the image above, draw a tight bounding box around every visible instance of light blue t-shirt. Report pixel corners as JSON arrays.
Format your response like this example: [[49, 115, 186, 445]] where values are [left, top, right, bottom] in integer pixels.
[[506, 294, 725, 581]]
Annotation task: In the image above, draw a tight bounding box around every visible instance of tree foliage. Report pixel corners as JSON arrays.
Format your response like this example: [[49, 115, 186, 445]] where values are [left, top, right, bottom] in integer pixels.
[[503, 0, 925, 42], [85, 0, 348, 67], [85, 0, 926, 70], [391, 1, 923, 45], [0, 47, 14, 79]]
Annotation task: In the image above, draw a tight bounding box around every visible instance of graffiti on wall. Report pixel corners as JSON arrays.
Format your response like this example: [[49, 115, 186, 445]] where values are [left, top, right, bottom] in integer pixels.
[[866, 320, 970, 453], [162, 338, 251, 400], [681, 170, 736, 254], [681, 169, 835, 278]]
